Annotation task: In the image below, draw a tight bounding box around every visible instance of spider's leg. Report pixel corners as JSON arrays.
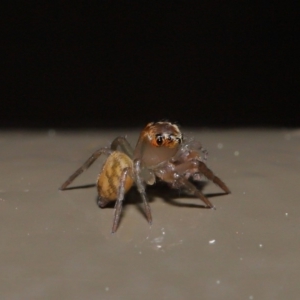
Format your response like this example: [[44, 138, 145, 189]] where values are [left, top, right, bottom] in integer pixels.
[[197, 161, 231, 194], [59, 147, 112, 190], [175, 174, 215, 209], [111, 167, 131, 233], [133, 160, 152, 225], [111, 136, 134, 158], [200, 147, 209, 163]]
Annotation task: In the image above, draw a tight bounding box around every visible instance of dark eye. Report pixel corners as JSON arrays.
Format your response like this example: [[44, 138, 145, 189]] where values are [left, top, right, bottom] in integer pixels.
[[155, 134, 164, 146], [176, 137, 182, 144]]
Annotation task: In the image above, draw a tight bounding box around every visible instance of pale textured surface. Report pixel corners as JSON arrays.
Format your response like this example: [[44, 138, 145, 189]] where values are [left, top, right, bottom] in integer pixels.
[[0, 128, 300, 300]]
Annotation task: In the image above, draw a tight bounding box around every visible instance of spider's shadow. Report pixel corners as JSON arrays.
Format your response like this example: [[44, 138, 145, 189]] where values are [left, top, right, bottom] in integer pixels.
[[139, 181, 227, 208], [62, 181, 228, 225], [100, 181, 228, 221], [61, 183, 96, 190]]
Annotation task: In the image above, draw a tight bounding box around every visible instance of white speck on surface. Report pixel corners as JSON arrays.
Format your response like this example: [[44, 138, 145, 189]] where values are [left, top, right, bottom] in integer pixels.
[[234, 151, 239, 156], [243, 191, 246, 194], [156, 245, 162, 249], [105, 287, 109, 292], [259, 244, 263, 248], [139, 251, 142, 255], [209, 239, 216, 244], [217, 143, 223, 149], [152, 236, 164, 244], [249, 296, 254, 300], [240, 257, 243, 261], [216, 280, 221, 284], [285, 213, 288, 216], [15, 207, 18, 210]]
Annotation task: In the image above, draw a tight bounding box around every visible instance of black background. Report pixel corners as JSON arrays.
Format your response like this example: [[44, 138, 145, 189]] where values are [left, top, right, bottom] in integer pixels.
[[2, 2, 297, 129]]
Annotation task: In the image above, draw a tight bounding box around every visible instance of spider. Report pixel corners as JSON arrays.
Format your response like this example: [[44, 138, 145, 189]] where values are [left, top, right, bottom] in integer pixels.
[[59, 121, 230, 233]]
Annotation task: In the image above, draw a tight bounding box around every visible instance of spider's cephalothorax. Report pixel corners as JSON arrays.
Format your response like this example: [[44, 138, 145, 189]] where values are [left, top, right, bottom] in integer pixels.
[[141, 121, 183, 148], [59, 121, 230, 233], [134, 121, 183, 168]]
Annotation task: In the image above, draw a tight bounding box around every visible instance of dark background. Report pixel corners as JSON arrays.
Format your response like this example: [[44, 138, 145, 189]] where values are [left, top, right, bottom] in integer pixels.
[[2, 2, 297, 129]]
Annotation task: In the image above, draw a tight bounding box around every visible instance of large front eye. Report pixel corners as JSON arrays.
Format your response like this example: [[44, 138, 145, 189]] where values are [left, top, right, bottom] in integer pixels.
[[155, 134, 164, 146]]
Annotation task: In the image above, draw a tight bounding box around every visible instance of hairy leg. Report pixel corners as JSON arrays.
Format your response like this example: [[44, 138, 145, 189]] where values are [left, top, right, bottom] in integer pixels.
[[111, 167, 132, 233], [59, 147, 112, 190], [134, 159, 152, 225], [173, 159, 230, 194], [197, 161, 231, 194], [174, 174, 214, 208], [110, 136, 134, 158]]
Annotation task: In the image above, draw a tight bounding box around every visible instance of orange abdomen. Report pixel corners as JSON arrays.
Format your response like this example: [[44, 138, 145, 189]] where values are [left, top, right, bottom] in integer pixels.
[[97, 151, 133, 204]]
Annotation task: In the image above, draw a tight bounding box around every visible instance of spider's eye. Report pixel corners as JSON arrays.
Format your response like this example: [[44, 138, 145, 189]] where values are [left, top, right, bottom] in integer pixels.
[[155, 134, 164, 146], [176, 137, 182, 144]]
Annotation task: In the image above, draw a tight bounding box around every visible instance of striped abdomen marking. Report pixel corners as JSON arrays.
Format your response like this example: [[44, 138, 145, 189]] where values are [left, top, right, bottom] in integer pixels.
[[97, 151, 133, 205]]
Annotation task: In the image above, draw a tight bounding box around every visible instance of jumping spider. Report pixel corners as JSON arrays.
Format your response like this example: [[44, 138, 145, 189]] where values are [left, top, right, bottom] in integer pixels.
[[59, 121, 230, 233]]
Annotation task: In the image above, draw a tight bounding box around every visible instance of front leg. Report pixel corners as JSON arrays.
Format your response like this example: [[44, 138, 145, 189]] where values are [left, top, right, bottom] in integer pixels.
[[174, 174, 215, 208], [174, 160, 230, 194], [154, 163, 214, 208], [154, 159, 229, 208], [197, 161, 230, 194]]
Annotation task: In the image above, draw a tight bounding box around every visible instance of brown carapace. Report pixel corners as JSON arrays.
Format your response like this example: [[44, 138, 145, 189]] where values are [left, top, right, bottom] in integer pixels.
[[59, 121, 230, 233]]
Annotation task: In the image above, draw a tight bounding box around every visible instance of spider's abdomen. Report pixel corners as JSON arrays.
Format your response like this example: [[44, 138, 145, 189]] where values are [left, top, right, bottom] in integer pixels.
[[97, 151, 133, 206]]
